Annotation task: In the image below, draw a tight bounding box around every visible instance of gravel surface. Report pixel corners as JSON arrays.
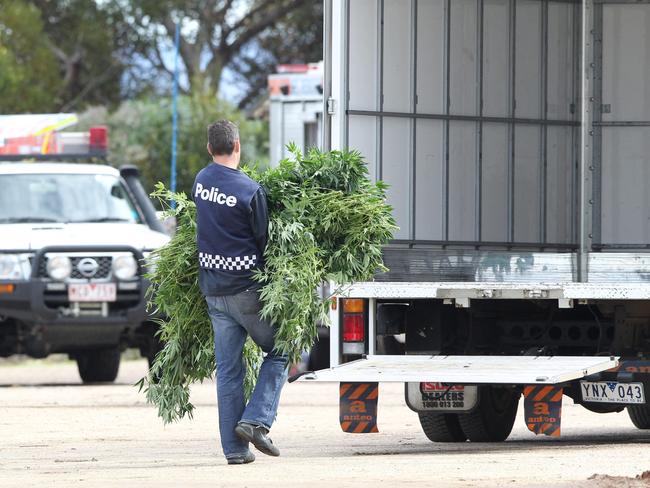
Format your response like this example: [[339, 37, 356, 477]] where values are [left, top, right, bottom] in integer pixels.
[[2, 359, 649, 487]]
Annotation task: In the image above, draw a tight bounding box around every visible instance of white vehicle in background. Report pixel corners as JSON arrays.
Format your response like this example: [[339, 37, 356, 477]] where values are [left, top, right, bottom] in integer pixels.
[[268, 62, 324, 163], [0, 115, 169, 382]]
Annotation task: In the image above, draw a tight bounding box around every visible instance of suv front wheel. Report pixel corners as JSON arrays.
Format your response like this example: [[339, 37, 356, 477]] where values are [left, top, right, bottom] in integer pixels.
[[76, 347, 121, 383]]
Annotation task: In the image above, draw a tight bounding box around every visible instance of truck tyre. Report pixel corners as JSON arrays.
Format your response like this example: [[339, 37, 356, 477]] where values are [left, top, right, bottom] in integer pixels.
[[418, 412, 467, 442], [307, 336, 330, 371], [146, 336, 165, 384], [627, 404, 650, 429], [457, 386, 519, 442], [76, 348, 121, 383], [146, 334, 165, 369]]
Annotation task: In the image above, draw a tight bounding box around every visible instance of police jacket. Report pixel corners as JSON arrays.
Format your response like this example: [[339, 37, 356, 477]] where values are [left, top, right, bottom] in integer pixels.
[[192, 162, 268, 296]]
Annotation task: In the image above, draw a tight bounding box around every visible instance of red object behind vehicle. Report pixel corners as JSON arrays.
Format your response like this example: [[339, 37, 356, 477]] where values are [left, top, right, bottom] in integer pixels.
[[89, 126, 108, 154]]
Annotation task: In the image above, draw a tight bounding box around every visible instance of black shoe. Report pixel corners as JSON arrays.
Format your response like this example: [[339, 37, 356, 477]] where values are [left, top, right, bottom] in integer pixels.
[[227, 451, 255, 465], [234, 422, 280, 457]]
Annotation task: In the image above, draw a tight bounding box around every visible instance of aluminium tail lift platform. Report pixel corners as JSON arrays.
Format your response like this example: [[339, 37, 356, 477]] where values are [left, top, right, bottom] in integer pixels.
[[298, 353, 619, 437], [299, 354, 618, 385]]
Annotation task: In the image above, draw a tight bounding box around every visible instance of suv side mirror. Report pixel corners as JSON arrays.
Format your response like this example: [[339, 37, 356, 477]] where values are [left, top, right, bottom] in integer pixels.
[[119, 165, 166, 234]]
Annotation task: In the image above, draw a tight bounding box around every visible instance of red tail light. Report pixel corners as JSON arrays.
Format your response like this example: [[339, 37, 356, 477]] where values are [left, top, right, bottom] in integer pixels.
[[343, 314, 364, 342]]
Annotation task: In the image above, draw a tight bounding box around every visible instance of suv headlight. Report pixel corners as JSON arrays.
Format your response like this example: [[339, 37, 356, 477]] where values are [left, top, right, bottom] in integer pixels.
[[47, 256, 72, 280], [0, 254, 32, 280], [113, 255, 138, 280], [142, 251, 158, 276]]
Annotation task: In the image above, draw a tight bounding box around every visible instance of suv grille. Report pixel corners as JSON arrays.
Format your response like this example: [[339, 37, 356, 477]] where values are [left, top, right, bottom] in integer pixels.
[[37, 256, 113, 279]]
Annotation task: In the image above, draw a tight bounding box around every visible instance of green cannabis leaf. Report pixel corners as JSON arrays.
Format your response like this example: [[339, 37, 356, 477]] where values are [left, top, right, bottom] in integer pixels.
[[137, 148, 397, 423]]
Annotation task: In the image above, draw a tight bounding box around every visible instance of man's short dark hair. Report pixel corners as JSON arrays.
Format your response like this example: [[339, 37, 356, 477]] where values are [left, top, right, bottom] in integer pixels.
[[207, 120, 240, 156]]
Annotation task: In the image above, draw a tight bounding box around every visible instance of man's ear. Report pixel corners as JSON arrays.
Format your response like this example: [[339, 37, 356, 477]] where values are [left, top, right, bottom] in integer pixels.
[[206, 142, 213, 156], [234, 139, 241, 154]]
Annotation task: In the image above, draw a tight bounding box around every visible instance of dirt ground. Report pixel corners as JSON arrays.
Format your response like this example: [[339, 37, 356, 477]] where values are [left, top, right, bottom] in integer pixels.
[[1, 359, 650, 488]]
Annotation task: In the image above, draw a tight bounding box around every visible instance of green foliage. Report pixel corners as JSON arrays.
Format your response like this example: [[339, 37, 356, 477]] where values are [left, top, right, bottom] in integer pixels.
[[112, 0, 320, 105], [230, 2, 323, 110], [30, 0, 125, 109], [0, 1, 321, 112], [136, 187, 261, 423], [138, 147, 397, 423], [77, 93, 268, 197], [0, 1, 62, 112], [0, 0, 124, 112], [253, 146, 396, 357]]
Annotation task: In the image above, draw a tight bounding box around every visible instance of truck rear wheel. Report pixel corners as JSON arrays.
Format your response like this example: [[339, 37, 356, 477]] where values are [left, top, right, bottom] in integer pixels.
[[307, 336, 330, 371], [145, 334, 165, 369], [627, 404, 650, 429], [457, 386, 519, 442], [76, 348, 121, 383], [418, 412, 467, 442]]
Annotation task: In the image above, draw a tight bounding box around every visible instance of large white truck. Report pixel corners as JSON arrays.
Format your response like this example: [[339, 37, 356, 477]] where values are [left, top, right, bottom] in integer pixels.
[[301, 0, 650, 441]]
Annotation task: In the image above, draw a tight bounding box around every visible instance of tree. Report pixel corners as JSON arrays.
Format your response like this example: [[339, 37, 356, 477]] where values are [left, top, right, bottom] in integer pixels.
[[0, 0, 127, 113], [0, 1, 62, 113], [29, 0, 126, 111], [2, 0, 323, 113], [117, 0, 320, 102], [232, 2, 323, 110]]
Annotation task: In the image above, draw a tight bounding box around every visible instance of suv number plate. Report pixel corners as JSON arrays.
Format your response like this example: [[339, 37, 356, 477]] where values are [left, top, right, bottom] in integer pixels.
[[68, 283, 116, 302], [580, 381, 645, 404]]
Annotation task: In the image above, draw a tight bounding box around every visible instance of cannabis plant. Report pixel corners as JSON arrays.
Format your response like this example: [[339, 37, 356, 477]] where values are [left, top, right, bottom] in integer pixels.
[[138, 146, 397, 423]]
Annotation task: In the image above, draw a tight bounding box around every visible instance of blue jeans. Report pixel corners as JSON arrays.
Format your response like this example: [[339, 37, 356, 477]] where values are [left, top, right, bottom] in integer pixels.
[[206, 290, 288, 459]]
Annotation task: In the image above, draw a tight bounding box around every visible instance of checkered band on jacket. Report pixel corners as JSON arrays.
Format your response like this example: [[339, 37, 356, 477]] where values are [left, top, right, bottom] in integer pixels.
[[198, 252, 258, 271]]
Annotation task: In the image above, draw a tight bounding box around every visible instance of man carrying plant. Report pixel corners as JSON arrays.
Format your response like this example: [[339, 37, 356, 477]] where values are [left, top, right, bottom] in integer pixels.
[[192, 119, 288, 465]]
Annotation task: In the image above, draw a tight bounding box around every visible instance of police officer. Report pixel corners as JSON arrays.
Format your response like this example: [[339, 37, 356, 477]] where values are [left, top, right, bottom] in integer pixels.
[[192, 120, 288, 465]]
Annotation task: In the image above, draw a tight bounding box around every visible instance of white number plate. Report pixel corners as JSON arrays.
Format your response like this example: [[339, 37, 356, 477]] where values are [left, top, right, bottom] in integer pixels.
[[580, 381, 645, 404], [68, 283, 116, 302]]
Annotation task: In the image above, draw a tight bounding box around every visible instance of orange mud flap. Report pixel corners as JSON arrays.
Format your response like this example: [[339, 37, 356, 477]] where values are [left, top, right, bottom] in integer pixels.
[[339, 382, 379, 433], [524, 385, 563, 437]]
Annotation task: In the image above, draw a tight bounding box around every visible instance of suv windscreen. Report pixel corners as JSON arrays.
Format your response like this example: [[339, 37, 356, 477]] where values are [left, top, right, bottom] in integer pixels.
[[0, 173, 142, 224]]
